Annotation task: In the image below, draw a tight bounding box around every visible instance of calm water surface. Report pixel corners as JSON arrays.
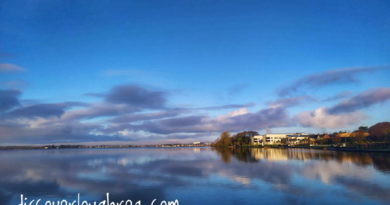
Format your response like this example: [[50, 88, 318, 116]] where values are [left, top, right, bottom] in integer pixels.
[[0, 148, 389, 205]]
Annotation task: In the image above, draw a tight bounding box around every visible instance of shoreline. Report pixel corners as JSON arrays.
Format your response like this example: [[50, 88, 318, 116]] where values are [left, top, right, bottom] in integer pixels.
[[215, 145, 390, 153], [1, 144, 390, 153], [0, 144, 210, 150]]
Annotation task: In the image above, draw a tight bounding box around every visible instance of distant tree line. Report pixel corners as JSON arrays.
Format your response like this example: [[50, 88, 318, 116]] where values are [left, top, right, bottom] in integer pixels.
[[212, 130, 258, 147], [314, 122, 390, 146], [212, 122, 390, 148]]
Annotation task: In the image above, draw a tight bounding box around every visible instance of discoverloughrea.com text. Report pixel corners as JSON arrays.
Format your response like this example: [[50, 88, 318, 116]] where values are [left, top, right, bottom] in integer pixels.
[[19, 193, 179, 205]]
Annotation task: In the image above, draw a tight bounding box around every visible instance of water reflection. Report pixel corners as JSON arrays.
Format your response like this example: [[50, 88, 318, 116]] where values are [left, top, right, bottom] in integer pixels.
[[215, 147, 390, 172], [0, 148, 389, 205]]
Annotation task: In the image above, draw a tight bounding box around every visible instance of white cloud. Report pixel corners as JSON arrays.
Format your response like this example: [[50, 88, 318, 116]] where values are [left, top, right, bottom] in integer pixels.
[[295, 107, 366, 129], [0, 63, 24, 72], [222, 107, 249, 118]]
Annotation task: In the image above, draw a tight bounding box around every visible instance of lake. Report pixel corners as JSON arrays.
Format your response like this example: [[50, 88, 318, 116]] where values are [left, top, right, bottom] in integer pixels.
[[0, 148, 389, 205]]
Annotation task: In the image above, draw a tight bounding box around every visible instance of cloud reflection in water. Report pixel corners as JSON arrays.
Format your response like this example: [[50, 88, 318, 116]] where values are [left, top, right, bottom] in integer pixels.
[[0, 148, 389, 205]]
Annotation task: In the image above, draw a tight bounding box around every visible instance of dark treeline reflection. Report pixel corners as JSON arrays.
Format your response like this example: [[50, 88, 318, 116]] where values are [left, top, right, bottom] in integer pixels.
[[0, 148, 389, 205], [214, 147, 390, 172]]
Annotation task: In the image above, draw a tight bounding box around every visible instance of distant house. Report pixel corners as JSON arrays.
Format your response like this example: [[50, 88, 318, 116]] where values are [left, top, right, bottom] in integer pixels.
[[350, 131, 369, 138], [335, 132, 352, 138]]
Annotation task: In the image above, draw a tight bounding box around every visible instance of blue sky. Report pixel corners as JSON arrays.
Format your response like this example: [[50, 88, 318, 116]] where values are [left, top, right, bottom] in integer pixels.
[[0, 0, 389, 144]]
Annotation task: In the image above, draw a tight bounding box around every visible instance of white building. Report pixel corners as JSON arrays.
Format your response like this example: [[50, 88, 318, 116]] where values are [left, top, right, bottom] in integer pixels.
[[251, 135, 264, 145], [286, 133, 309, 145], [264, 133, 289, 144], [250, 133, 311, 145]]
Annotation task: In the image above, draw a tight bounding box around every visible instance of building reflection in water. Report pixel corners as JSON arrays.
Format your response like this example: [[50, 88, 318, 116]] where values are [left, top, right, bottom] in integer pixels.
[[214, 147, 390, 172]]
